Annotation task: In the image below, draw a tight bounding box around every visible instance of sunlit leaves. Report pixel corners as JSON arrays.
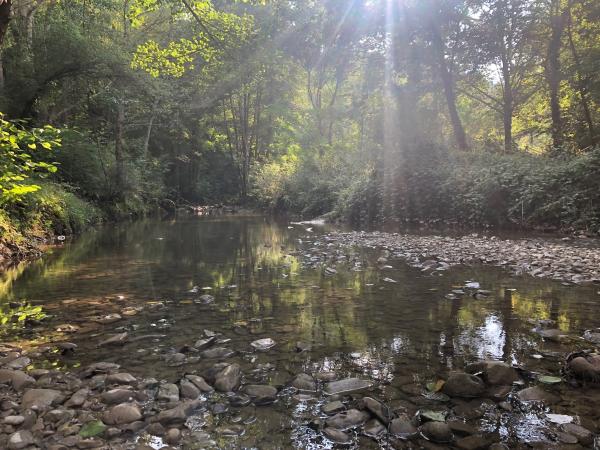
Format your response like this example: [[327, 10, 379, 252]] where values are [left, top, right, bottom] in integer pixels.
[[0, 113, 60, 205], [130, 0, 257, 77]]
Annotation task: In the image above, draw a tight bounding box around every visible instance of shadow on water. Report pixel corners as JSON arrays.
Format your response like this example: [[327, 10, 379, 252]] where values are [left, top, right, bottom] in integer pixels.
[[1, 215, 600, 448]]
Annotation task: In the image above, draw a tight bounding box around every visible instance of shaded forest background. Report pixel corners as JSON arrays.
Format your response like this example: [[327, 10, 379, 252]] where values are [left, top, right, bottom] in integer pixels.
[[1, 0, 600, 248]]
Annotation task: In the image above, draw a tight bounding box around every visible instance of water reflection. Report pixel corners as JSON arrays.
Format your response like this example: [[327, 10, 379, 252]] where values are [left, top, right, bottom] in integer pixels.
[[1, 216, 599, 447]]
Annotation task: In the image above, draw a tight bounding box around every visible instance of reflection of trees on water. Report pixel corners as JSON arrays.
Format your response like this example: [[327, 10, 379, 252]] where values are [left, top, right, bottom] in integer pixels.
[[2, 216, 600, 381]]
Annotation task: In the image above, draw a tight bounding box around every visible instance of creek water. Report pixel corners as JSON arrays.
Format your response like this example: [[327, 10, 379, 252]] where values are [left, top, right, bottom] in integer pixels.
[[1, 215, 599, 448]]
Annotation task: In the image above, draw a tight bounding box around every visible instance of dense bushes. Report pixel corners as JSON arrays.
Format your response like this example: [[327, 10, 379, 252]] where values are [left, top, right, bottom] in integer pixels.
[[252, 144, 600, 233]]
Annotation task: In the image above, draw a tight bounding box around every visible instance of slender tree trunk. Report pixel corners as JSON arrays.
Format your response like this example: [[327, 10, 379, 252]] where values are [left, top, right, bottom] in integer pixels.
[[143, 98, 159, 158], [114, 99, 125, 194], [430, 18, 468, 151], [0, 49, 4, 91], [501, 59, 513, 153], [545, 7, 567, 150]]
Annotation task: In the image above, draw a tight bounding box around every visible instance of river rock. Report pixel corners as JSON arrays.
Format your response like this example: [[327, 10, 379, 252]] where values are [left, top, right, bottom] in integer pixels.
[[390, 416, 418, 438], [101, 388, 135, 405], [323, 427, 351, 444], [21, 389, 63, 410], [4, 415, 25, 425], [467, 361, 520, 385], [180, 379, 201, 399], [185, 375, 214, 392], [442, 373, 485, 398], [325, 409, 370, 430], [98, 332, 128, 347], [196, 294, 215, 304], [214, 364, 241, 392], [250, 338, 276, 351], [201, 347, 235, 359], [566, 353, 600, 380], [157, 400, 201, 426], [362, 397, 391, 424], [224, 393, 248, 408], [364, 418, 386, 438], [324, 378, 373, 396], [455, 434, 495, 450], [106, 373, 137, 385], [0, 369, 35, 390], [158, 383, 179, 402], [81, 362, 120, 378], [516, 386, 560, 404], [243, 384, 278, 405], [193, 337, 215, 350], [95, 313, 122, 324], [5, 356, 31, 370], [420, 421, 453, 443], [102, 403, 142, 425], [322, 400, 345, 415], [561, 423, 593, 445], [7, 430, 35, 449], [165, 428, 181, 445], [291, 373, 316, 392], [65, 388, 89, 407]]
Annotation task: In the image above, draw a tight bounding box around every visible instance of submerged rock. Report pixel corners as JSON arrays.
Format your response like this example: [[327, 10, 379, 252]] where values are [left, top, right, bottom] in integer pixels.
[[214, 364, 241, 392], [420, 421, 453, 443], [323, 427, 351, 444], [516, 386, 560, 404], [322, 400, 345, 415], [291, 373, 316, 392], [466, 361, 519, 386], [243, 384, 278, 405], [442, 373, 485, 398], [390, 416, 418, 438], [324, 378, 373, 396], [185, 374, 214, 393], [250, 338, 276, 351], [325, 409, 370, 430], [361, 397, 391, 424], [201, 347, 235, 359]]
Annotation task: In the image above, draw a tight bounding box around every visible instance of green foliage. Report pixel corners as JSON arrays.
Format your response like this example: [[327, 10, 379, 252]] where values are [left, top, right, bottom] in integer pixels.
[[0, 114, 60, 205], [0, 302, 47, 337]]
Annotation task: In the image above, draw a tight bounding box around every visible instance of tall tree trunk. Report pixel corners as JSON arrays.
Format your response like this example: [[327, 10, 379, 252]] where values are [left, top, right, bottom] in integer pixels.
[[430, 19, 469, 151], [566, 3, 596, 146], [545, 6, 567, 150], [501, 57, 513, 153], [0, 0, 11, 48], [114, 100, 125, 194]]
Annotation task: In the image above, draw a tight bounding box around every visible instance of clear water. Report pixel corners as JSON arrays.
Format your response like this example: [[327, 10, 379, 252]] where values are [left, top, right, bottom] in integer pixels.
[[1, 215, 599, 448]]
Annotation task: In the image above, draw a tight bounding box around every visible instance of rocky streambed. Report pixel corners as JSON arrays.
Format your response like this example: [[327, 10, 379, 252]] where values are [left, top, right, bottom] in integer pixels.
[[297, 230, 600, 285], [1, 329, 600, 449]]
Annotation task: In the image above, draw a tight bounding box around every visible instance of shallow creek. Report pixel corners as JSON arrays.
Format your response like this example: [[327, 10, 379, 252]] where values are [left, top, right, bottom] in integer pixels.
[[1, 215, 600, 449]]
